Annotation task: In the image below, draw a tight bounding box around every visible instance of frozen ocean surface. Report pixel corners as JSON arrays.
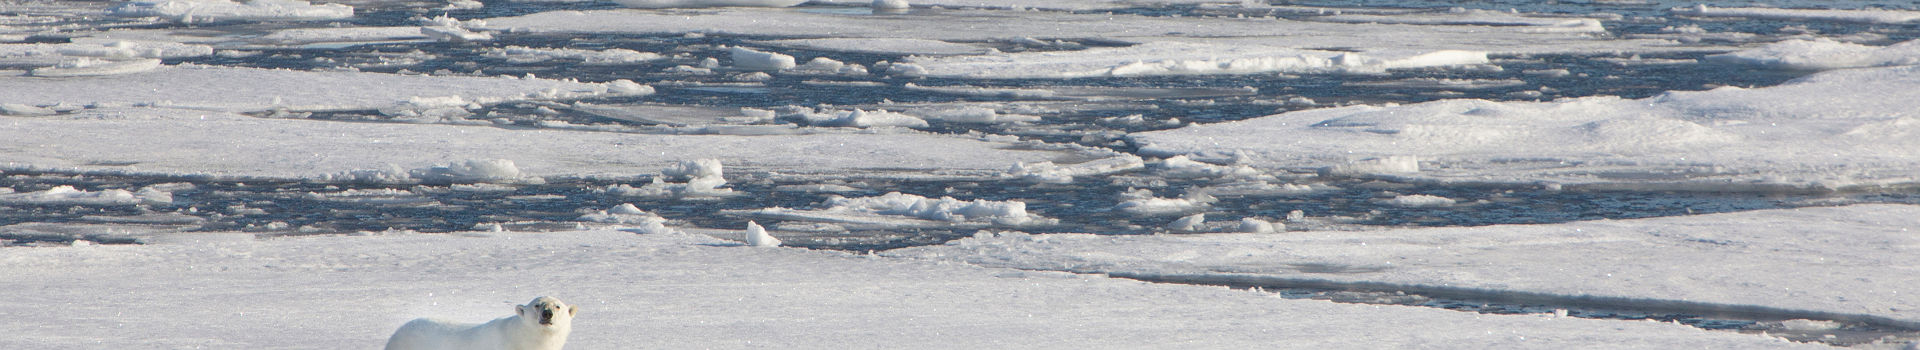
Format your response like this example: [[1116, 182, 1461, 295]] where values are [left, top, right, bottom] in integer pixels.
[[3, 0, 1920, 348]]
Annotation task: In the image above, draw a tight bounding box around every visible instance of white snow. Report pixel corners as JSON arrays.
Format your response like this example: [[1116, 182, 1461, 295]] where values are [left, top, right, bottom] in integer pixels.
[[608, 0, 805, 8], [899, 42, 1490, 78], [1381, 194, 1457, 207], [0, 229, 1823, 348], [905, 106, 1040, 124], [0, 64, 637, 113], [743, 192, 1056, 228], [728, 46, 796, 71], [1309, 8, 1606, 33], [754, 38, 993, 56], [0, 108, 1084, 181], [1133, 65, 1920, 190], [1114, 188, 1214, 216], [743, 220, 781, 247], [1672, 4, 1920, 24], [890, 204, 1920, 329], [480, 7, 1710, 69], [255, 27, 430, 45], [1708, 39, 1920, 71], [0, 185, 172, 206], [577, 204, 675, 234], [108, 0, 355, 23], [598, 159, 735, 198], [1005, 155, 1145, 183], [28, 58, 162, 77], [1167, 213, 1205, 232]]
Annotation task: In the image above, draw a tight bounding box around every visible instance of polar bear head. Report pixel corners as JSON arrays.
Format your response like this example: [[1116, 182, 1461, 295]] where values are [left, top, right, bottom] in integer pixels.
[[517, 296, 578, 330]]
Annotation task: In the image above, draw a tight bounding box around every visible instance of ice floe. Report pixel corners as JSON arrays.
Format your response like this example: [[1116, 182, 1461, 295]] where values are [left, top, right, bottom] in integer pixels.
[[740, 192, 1055, 229], [608, 0, 806, 8], [898, 42, 1489, 78], [1005, 155, 1145, 183], [1134, 64, 1920, 190], [0, 185, 173, 206], [0, 65, 638, 113], [1671, 4, 1920, 24], [480, 7, 1703, 66], [0, 108, 1080, 180], [1709, 39, 1920, 71], [889, 204, 1920, 329], [108, 0, 355, 23], [482, 46, 666, 65], [0, 229, 1822, 348], [597, 159, 735, 199]]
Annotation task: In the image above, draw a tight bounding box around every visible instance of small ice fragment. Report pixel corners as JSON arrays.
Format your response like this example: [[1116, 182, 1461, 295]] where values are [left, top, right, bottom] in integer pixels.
[[609, 203, 648, 215], [745, 221, 781, 247], [1169, 213, 1206, 232], [1382, 194, 1456, 207], [729, 47, 796, 71]]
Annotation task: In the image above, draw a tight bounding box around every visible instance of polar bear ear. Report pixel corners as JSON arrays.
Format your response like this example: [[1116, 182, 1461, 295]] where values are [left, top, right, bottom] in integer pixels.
[[569, 305, 579, 316]]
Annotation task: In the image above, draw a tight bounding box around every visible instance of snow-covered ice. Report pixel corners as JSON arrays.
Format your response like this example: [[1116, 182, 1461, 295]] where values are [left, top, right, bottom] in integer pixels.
[[1134, 64, 1920, 190], [0, 229, 1832, 349], [0, 108, 1083, 181], [1671, 4, 1920, 24], [108, 0, 355, 23], [742, 192, 1056, 229], [0, 65, 636, 113], [1709, 39, 1920, 70], [891, 204, 1920, 329]]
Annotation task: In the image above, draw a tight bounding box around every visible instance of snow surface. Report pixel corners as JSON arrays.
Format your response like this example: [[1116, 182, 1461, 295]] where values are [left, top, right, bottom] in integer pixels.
[[480, 7, 1707, 69], [740, 192, 1056, 229], [108, 0, 355, 23], [889, 204, 1920, 329], [1709, 39, 1920, 70], [607, 0, 805, 8], [0, 108, 1083, 180], [0, 65, 635, 113], [1672, 4, 1920, 24], [0, 229, 1831, 349], [1133, 64, 1920, 190], [898, 42, 1490, 78], [754, 38, 993, 56]]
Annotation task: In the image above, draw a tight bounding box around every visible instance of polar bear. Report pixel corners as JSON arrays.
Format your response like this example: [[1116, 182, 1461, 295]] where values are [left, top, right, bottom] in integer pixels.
[[385, 296, 578, 350]]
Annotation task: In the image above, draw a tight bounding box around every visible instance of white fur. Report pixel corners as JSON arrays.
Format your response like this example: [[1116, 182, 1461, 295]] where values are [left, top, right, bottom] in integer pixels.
[[385, 296, 576, 350]]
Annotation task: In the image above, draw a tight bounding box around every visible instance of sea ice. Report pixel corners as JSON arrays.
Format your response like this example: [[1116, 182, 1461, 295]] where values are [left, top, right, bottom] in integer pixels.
[[1671, 4, 1920, 24], [1134, 65, 1920, 189], [743, 221, 782, 247], [743, 192, 1056, 228], [608, 0, 805, 8], [728, 46, 797, 71], [28, 58, 162, 77], [891, 204, 1920, 329], [1708, 39, 1920, 70], [0, 108, 1078, 181], [108, 0, 355, 23], [0, 229, 1823, 348], [0, 185, 172, 206], [0, 65, 637, 113], [1380, 194, 1457, 207]]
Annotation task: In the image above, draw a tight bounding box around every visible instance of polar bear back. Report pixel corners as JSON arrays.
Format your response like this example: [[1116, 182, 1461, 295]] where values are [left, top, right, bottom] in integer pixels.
[[384, 317, 534, 350]]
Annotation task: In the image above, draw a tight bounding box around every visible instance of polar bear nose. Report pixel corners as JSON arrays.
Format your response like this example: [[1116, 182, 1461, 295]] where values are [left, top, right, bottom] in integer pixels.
[[539, 309, 554, 325]]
